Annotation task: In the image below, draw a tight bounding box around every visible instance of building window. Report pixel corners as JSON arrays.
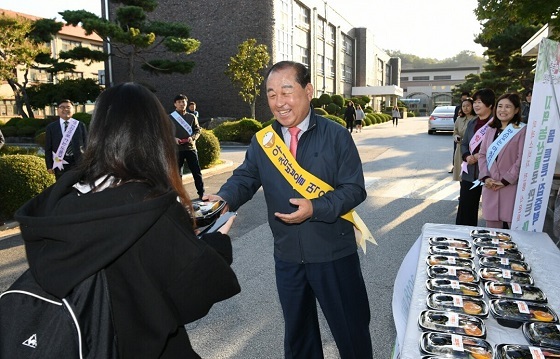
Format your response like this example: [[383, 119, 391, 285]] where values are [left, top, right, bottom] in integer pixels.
[[317, 19, 325, 39], [61, 39, 81, 52], [326, 58, 335, 77], [317, 54, 324, 74], [296, 45, 309, 66], [434, 75, 452, 80], [29, 68, 53, 83], [413, 76, 430, 81], [327, 25, 335, 43], [61, 72, 83, 80], [294, 2, 309, 28], [277, 28, 291, 61], [342, 35, 353, 54], [400, 76, 409, 81], [91, 44, 103, 52], [385, 64, 391, 86], [342, 64, 352, 82]]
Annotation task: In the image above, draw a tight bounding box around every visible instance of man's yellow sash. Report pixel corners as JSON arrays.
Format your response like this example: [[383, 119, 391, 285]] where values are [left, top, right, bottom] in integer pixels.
[[256, 126, 377, 253]]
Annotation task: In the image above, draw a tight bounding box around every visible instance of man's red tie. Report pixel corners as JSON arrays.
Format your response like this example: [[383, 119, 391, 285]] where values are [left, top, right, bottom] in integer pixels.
[[288, 127, 301, 158]]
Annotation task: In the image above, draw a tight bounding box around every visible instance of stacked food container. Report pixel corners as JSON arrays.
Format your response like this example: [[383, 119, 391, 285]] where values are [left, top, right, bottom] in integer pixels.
[[418, 230, 560, 358]]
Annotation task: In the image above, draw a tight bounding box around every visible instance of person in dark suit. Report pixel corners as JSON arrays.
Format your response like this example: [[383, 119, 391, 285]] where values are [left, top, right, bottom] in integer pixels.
[[44, 100, 88, 180]]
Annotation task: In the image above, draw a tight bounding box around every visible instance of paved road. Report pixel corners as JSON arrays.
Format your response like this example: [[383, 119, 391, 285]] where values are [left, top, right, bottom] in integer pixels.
[[0, 117, 472, 358]]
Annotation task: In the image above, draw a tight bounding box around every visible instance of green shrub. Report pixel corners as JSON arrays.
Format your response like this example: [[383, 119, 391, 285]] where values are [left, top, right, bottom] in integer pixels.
[[314, 107, 328, 116], [262, 118, 276, 127], [382, 114, 391, 122], [318, 94, 332, 106], [363, 115, 373, 126], [212, 118, 262, 143], [311, 98, 321, 108], [0, 155, 55, 219], [73, 112, 92, 128], [323, 114, 346, 127], [0, 145, 41, 156], [17, 125, 37, 137], [196, 129, 221, 169], [1, 126, 17, 137], [237, 118, 263, 143], [212, 121, 239, 142], [408, 112, 415, 117], [35, 131, 46, 148], [4, 117, 22, 127], [325, 103, 340, 115], [331, 94, 344, 108]]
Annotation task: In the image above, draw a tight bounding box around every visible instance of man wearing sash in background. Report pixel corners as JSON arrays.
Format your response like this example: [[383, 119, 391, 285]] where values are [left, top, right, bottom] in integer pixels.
[[170, 94, 205, 199], [44, 100, 87, 180], [206, 61, 372, 358]]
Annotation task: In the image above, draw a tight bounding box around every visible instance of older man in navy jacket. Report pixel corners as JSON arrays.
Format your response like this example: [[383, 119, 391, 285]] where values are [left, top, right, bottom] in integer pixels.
[[207, 61, 372, 359]]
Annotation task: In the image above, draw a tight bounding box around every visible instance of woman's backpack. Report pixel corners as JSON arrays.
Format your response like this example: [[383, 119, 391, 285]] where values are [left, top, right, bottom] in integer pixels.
[[0, 269, 118, 358]]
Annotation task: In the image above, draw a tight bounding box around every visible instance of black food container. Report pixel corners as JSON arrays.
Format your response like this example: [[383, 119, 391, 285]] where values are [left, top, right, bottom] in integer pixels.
[[193, 200, 227, 228], [428, 237, 472, 249], [490, 299, 559, 328], [426, 279, 482, 298], [523, 322, 560, 349], [475, 246, 524, 261], [427, 293, 488, 318], [427, 265, 479, 283], [472, 237, 517, 249], [484, 282, 547, 303], [495, 343, 560, 359], [418, 310, 486, 338], [429, 245, 473, 259], [470, 229, 512, 240], [419, 332, 493, 358], [478, 256, 531, 272], [426, 255, 474, 269], [478, 267, 534, 285]]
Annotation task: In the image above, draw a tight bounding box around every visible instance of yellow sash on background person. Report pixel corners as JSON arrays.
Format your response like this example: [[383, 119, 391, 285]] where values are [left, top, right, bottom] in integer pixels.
[[256, 126, 377, 253]]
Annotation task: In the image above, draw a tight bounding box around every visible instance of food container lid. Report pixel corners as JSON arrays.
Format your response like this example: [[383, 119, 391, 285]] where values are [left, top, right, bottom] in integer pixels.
[[484, 282, 547, 303], [427, 265, 480, 283], [472, 237, 517, 249], [475, 246, 524, 261], [478, 256, 531, 272], [427, 255, 474, 269], [470, 229, 512, 240], [490, 299, 559, 329], [478, 267, 534, 285], [427, 293, 489, 318], [495, 343, 560, 359], [428, 237, 472, 249], [429, 245, 473, 259], [522, 322, 560, 349], [426, 279, 483, 298], [419, 332, 493, 357], [193, 199, 227, 228], [418, 310, 486, 338]]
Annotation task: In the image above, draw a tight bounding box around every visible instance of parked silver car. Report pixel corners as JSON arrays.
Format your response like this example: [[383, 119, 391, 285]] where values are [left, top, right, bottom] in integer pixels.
[[428, 105, 456, 134]]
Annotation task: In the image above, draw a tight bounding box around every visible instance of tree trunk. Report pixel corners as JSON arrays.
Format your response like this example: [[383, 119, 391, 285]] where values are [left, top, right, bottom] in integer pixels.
[[250, 101, 256, 119], [7, 78, 30, 118]]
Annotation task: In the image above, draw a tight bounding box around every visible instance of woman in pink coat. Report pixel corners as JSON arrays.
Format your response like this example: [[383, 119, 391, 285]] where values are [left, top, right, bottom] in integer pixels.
[[478, 93, 526, 228]]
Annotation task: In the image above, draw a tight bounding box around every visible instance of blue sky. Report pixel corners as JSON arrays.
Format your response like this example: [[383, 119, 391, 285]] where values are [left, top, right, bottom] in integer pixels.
[[0, 0, 486, 60]]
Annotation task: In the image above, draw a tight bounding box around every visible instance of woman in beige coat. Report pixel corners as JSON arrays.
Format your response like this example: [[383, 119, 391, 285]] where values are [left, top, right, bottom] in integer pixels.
[[452, 97, 475, 181]]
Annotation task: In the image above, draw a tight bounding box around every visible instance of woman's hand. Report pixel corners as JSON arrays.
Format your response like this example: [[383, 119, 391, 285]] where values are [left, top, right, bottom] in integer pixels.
[[217, 214, 236, 234]]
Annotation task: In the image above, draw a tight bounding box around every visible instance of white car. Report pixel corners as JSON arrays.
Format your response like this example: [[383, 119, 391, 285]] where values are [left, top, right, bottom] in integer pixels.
[[428, 106, 456, 134]]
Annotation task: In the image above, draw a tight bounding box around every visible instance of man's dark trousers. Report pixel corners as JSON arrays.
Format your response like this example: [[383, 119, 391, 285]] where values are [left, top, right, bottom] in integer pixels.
[[178, 149, 204, 197], [275, 253, 372, 359]]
